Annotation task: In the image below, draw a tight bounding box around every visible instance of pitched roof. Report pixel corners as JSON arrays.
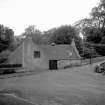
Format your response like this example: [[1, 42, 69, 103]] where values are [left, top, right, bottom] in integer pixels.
[[24, 37, 80, 60], [7, 44, 23, 64], [36, 45, 80, 60]]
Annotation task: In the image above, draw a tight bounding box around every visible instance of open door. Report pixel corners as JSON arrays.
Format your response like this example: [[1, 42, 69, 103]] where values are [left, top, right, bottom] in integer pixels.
[[49, 60, 57, 70]]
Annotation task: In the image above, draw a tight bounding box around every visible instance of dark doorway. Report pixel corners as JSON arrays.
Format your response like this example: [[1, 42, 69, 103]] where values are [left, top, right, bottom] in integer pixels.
[[49, 60, 57, 70]]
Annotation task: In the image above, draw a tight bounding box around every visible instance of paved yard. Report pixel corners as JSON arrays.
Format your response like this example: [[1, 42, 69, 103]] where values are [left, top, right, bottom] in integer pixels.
[[0, 65, 105, 105]]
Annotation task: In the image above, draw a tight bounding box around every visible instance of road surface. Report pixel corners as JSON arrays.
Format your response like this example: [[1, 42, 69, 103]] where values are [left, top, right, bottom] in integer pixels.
[[0, 65, 105, 105]]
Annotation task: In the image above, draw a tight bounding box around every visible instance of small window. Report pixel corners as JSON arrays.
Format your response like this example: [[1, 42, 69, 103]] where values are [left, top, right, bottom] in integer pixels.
[[34, 51, 40, 58]]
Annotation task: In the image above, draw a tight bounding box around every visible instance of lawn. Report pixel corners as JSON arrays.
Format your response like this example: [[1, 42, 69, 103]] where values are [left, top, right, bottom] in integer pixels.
[[0, 65, 105, 105]]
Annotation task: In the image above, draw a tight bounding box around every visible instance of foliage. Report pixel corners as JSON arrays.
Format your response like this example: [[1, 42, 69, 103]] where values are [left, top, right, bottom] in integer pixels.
[[43, 28, 57, 44], [23, 25, 36, 37], [0, 24, 14, 52], [47, 25, 77, 44], [0, 50, 11, 64], [88, 0, 105, 56], [0, 24, 14, 64], [83, 27, 102, 43], [22, 25, 78, 45], [90, 0, 105, 28], [9, 35, 25, 51], [74, 0, 105, 57], [22, 25, 46, 44]]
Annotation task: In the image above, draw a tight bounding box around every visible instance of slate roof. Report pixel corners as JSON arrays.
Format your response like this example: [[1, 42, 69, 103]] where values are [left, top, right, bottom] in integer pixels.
[[24, 37, 81, 60], [35, 45, 80, 60]]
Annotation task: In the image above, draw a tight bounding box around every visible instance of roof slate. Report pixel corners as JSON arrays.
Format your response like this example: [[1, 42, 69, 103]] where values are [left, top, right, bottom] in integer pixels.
[[35, 45, 80, 60]]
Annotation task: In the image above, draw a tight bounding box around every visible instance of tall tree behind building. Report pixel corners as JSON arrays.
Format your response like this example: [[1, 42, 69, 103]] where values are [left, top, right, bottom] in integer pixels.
[[22, 25, 46, 44], [0, 24, 14, 52], [47, 25, 77, 44]]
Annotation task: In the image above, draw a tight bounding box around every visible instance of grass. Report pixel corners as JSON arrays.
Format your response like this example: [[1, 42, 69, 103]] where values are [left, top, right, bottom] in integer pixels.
[[0, 65, 105, 105]]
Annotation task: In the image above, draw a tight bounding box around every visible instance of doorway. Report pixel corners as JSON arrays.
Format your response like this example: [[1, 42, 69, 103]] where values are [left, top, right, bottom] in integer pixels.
[[49, 60, 57, 70]]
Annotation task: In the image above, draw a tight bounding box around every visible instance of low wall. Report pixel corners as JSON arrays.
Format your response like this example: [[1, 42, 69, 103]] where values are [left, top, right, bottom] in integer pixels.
[[81, 56, 105, 65], [58, 59, 81, 69]]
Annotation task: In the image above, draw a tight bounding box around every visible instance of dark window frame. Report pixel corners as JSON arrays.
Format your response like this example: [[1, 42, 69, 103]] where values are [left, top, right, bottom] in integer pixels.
[[34, 51, 40, 58]]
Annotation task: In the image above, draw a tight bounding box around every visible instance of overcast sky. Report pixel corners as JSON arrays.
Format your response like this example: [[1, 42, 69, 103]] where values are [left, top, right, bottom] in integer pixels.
[[0, 0, 99, 35]]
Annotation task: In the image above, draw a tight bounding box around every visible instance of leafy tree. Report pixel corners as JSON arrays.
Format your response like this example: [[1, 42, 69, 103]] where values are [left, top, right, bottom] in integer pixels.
[[9, 35, 25, 51], [83, 27, 102, 43], [74, 0, 105, 57], [32, 30, 43, 44], [74, 18, 93, 30], [0, 25, 14, 52], [0, 50, 11, 64], [48, 25, 77, 44], [22, 25, 45, 44], [23, 25, 36, 37], [90, 0, 105, 28], [87, 0, 105, 56], [0, 25, 14, 64], [43, 28, 57, 44], [74, 19, 100, 58]]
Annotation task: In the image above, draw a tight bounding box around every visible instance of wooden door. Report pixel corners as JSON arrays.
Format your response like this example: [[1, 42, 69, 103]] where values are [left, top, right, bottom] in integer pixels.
[[49, 60, 57, 70]]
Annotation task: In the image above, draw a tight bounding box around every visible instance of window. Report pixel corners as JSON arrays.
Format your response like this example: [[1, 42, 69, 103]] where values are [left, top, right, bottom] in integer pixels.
[[34, 51, 40, 58]]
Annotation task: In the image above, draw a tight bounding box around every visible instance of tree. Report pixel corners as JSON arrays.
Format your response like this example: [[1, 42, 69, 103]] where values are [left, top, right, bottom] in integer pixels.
[[0, 25, 14, 52], [48, 25, 77, 44], [90, 0, 105, 28], [23, 25, 36, 37], [88, 0, 105, 56], [83, 27, 102, 43], [0, 25, 14, 64], [73, 0, 105, 57], [43, 28, 57, 44], [74, 19, 100, 58], [22, 25, 45, 44]]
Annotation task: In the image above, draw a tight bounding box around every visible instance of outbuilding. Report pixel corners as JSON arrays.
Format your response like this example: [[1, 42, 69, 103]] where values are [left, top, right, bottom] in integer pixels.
[[7, 37, 81, 72]]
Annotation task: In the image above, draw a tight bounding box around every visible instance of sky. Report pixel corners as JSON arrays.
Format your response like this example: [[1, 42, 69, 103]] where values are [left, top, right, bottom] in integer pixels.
[[0, 0, 99, 35]]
